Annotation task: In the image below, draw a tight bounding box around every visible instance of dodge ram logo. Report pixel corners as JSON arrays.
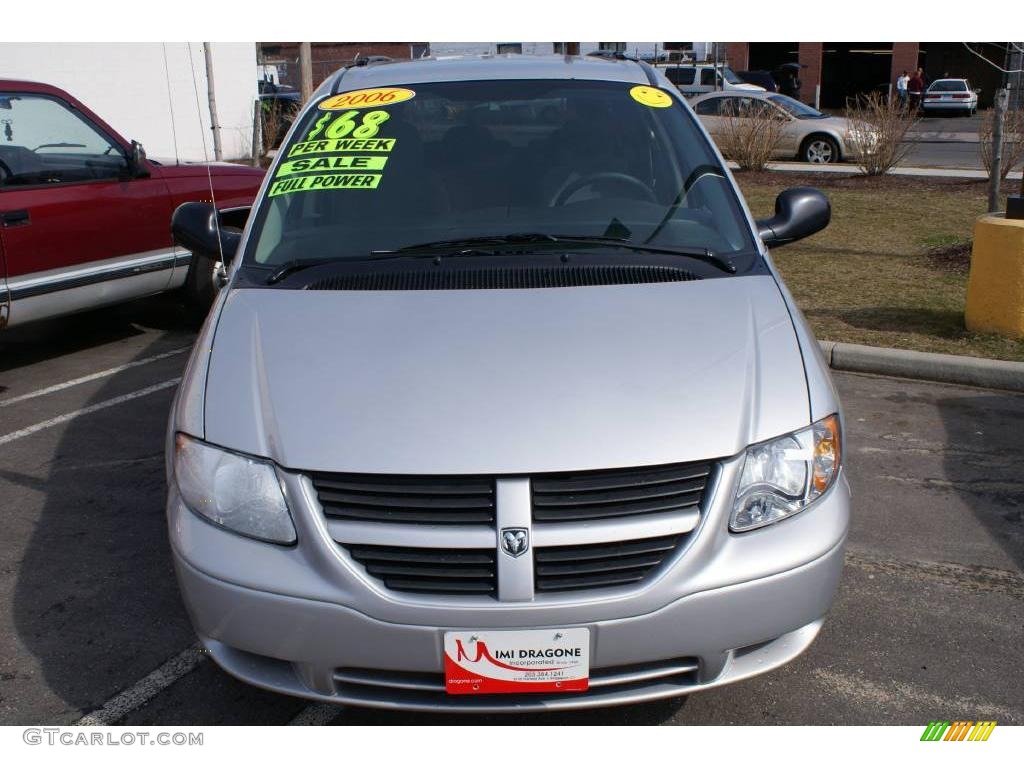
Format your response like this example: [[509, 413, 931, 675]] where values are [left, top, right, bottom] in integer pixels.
[[500, 528, 529, 558]]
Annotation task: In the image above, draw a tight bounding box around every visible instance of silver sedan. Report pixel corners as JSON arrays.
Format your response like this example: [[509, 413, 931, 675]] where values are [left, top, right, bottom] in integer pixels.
[[691, 90, 867, 164]]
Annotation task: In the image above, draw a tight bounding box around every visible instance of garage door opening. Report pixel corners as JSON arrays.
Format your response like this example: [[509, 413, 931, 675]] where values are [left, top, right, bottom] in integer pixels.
[[821, 44, 894, 108]]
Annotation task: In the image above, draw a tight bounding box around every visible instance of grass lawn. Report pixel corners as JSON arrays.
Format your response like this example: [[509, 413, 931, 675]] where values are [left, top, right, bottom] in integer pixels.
[[735, 172, 1024, 363]]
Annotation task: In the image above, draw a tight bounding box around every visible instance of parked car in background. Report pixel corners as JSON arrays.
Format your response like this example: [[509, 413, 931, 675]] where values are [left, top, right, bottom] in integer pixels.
[[658, 63, 766, 98], [736, 70, 778, 92], [921, 78, 979, 115], [0, 80, 265, 329], [691, 90, 871, 164], [167, 54, 847, 712]]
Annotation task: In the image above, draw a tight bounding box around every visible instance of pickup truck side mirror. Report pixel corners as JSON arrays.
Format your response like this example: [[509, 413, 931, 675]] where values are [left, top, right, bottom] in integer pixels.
[[756, 187, 831, 248], [127, 140, 150, 178], [172, 202, 246, 263]]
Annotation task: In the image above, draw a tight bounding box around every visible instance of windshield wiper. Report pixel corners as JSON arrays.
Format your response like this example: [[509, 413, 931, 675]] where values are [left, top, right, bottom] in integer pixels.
[[265, 258, 337, 285], [370, 233, 560, 257], [372, 233, 736, 273]]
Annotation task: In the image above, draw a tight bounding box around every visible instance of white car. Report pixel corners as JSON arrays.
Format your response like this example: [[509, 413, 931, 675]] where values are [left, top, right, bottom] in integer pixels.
[[659, 63, 766, 98], [921, 79, 979, 116]]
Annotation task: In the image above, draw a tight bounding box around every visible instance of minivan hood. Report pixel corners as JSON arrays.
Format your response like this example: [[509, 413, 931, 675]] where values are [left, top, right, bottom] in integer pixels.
[[203, 276, 809, 474]]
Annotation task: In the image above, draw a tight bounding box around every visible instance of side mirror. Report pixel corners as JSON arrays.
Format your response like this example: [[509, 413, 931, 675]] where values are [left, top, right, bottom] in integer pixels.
[[756, 187, 830, 248], [171, 202, 245, 263], [127, 140, 150, 178]]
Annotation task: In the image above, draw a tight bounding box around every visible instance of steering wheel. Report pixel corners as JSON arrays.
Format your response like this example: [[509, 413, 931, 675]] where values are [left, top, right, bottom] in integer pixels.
[[550, 171, 657, 207]]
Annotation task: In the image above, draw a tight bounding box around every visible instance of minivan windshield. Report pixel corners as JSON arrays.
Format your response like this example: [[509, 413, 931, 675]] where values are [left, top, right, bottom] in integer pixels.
[[245, 79, 758, 274]]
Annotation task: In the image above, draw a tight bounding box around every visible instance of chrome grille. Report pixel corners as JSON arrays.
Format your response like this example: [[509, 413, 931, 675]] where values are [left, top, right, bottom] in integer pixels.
[[313, 461, 715, 599], [311, 472, 496, 525], [345, 544, 497, 595], [531, 461, 712, 522], [534, 535, 681, 592]]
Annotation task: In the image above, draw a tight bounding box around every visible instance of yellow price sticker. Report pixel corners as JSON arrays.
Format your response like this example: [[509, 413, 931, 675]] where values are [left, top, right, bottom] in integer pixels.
[[277, 155, 389, 176], [268, 173, 382, 197], [318, 87, 416, 110], [629, 85, 673, 108]]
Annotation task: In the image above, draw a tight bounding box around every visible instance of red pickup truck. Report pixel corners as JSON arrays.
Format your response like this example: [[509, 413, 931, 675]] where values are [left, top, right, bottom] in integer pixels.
[[0, 79, 265, 329]]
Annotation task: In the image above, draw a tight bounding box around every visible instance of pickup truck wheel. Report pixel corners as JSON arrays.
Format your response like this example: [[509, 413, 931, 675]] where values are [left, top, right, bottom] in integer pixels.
[[801, 134, 839, 164], [182, 252, 225, 319]]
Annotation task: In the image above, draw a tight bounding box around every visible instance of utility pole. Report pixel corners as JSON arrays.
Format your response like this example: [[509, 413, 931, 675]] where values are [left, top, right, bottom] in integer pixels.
[[988, 88, 1007, 213], [202, 42, 223, 161], [299, 42, 314, 104], [713, 43, 720, 91]]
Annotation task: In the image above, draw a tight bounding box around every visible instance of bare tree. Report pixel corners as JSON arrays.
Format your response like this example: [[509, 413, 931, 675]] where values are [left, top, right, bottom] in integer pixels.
[[715, 98, 787, 172], [979, 105, 1024, 181], [843, 92, 916, 176]]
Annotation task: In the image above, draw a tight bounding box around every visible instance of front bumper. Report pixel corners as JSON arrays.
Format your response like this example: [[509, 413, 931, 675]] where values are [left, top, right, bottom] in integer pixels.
[[168, 454, 850, 711]]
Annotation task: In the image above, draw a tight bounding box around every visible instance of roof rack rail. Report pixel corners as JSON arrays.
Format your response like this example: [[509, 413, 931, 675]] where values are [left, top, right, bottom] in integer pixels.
[[634, 59, 660, 87], [584, 50, 660, 86], [329, 66, 351, 95]]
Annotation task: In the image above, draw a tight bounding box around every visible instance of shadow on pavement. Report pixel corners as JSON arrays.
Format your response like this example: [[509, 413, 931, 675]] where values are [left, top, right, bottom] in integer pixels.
[[0, 294, 199, 376], [936, 390, 1024, 571], [8, 297, 199, 723], [330, 695, 689, 726]]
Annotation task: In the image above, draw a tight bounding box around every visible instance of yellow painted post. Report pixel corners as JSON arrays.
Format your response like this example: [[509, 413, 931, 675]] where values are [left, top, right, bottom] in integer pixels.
[[965, 214, 1024, 338]]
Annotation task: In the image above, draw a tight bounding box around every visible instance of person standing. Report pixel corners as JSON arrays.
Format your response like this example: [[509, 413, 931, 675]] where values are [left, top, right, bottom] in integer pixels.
[[896, 70, 910, 108], [908, 68, 925, 112]]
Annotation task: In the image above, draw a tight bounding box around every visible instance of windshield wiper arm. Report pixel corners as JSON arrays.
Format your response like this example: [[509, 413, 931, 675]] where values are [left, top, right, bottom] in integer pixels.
[[265, 258, 336, 285], [547, 235, 736, 273]]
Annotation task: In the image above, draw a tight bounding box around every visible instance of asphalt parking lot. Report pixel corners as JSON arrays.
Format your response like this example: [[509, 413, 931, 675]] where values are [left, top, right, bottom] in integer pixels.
[[1, 296, 1022, 726]]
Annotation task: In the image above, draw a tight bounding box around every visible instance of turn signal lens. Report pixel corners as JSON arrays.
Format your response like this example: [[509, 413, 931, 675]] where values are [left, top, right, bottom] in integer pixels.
[[811, 415, 840, 496]]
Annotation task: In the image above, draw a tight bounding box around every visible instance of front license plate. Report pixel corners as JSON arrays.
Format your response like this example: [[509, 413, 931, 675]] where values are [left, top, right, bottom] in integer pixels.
[[443, 628, 590, 694]]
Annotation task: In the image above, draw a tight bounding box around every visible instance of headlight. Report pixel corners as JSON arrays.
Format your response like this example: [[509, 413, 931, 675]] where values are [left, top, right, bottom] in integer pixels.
[[174, 434, 296, 544], [730, 414, 841, 532]]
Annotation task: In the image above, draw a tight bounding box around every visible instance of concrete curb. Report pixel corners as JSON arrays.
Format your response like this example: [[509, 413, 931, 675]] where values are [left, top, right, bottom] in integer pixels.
[[818, 341, 1024, 392], [905, 131, 981, 143], [739, 161, 1024, 181]]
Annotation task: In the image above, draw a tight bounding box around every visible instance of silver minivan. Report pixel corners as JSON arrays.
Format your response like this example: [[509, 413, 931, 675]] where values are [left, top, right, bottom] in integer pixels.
[[167, 55, 848, 712]]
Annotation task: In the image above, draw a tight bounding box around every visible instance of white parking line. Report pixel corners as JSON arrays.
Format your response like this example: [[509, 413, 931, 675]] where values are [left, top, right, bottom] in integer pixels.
[[75, 643, 207, 725], [288, 702, 343, 726], [0, 346, 191, 408], [0, 378, 181, 446]]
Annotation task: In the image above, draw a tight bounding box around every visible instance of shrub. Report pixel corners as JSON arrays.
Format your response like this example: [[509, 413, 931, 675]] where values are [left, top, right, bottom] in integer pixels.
[[716, 98, 788, 172], [843, 92, 915, 176]]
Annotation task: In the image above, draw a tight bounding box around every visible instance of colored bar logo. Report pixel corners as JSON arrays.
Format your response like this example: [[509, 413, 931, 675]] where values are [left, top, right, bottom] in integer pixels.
[[920, 721, 997, 741]]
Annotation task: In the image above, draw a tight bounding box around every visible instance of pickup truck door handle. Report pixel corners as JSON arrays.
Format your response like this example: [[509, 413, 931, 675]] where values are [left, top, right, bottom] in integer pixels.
[[1, 209, 30, 227]]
